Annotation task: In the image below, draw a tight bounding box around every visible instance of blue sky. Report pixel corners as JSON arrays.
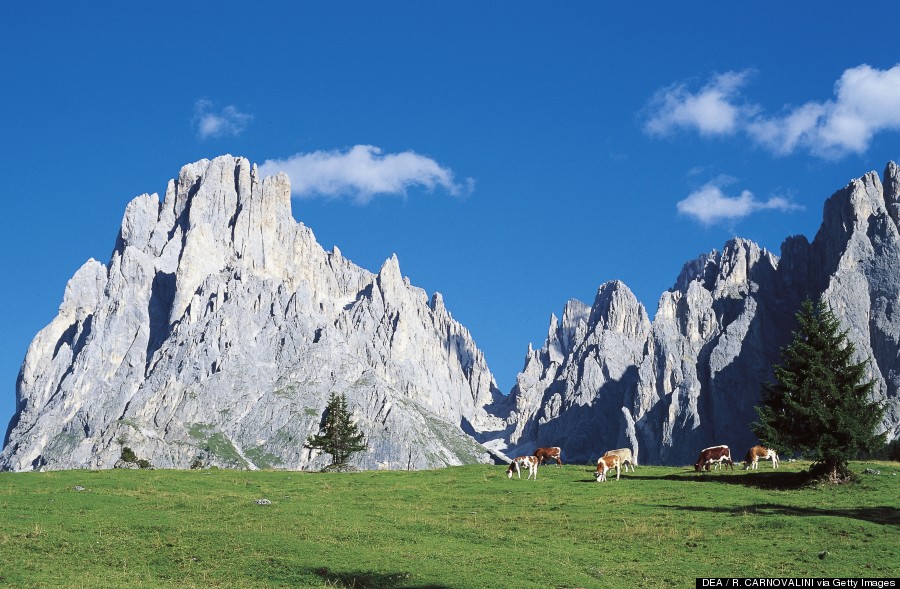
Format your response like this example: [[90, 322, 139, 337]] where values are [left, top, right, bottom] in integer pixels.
[[2, 3, 900, 436]]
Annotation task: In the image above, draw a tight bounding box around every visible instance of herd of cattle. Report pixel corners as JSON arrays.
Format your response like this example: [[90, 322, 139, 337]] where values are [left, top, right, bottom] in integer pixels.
[[505, 444, 780, 482]]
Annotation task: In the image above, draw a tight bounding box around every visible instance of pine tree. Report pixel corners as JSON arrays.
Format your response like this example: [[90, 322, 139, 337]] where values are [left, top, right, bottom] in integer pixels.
[[306, 393, 367, 466], [752, 299, 885, 482]]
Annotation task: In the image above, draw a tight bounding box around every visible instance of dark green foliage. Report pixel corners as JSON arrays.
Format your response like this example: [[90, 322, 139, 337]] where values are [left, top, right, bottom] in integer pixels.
[[120, 446, 137, 463], [119, 446, 152, 468], [884, 438, 900, 462], [857, 438, 900, 462], [753, 299, 886, 483], [305, 393, 367, 466]]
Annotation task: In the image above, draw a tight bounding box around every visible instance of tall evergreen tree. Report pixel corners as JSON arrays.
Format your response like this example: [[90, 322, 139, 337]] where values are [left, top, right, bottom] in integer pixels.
[[306, 393, 367, 466], [752, 299, 885, 482]]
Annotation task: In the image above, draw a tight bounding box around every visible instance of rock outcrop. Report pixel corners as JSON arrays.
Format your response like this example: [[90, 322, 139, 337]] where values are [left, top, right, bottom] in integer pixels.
[[1, 156, 505, 471], [5, 157, 900, 471], [501, 163, 900, 465]]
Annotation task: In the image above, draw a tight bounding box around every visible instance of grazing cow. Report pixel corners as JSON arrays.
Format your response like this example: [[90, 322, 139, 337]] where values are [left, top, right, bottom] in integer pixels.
[[694, 445, 734, 472], [603, 448, 636, 473], [708, 451, 734, 471], [507, 456, 540, 480], [743, 446, 779, 469], [534, 447, 563, 467], [595, 454, 621, 482], [702, 448, 734, 472]]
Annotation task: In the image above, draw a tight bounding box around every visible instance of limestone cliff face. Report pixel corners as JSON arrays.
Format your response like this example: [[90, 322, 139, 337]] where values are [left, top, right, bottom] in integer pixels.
[[805, 165, 900, 439], [502, 164, 900, 465], [1, 156, 505, 471], [6, 157, 900, 471]]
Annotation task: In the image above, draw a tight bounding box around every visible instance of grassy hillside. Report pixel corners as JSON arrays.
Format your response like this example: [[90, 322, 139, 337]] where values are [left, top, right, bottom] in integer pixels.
[[1, 462, 897, 588]]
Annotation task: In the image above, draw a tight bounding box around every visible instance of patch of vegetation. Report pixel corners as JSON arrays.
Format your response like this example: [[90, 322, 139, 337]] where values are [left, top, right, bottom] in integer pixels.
[[186, 423, 248, 469], [422, 414, 484, 465], [44, 432, 79, 456], [0, 462, 896, 588], [270, 429, 297, 446], [273, 385, 299, 399], [120, 447, 138, 463], [858, 438, 900, 462], [119, 447, 152, 469], [203, 433, 248, 468], [352, 372, 377, 387], [116, 418, 140, 430], [243, 446, 284, 470], [187, 423, 213, 440]]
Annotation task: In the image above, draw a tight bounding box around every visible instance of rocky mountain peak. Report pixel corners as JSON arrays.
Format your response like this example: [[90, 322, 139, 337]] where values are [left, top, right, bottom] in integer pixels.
[[5, 158, 900, 471], [672, 239, 777, 301], [500, 163, 900, 464], [673, 250, 719, 293], [2, 156, 503, 472], [587, 280, 650, 341], [376, 254, 406, 296]]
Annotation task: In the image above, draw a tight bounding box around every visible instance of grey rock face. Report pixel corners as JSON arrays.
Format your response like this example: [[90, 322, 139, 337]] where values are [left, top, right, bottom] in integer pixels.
[[804, 165, 900, 440], [2, 156, 505, 471], [501, 164, 900, 465], [6, 156, 900, 472]]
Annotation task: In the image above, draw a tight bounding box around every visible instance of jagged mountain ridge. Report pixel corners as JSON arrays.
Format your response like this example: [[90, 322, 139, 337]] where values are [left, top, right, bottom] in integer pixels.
[[4, 157, 900, 471], [1, 156, 506, 471], [502, 163, 900, 465]]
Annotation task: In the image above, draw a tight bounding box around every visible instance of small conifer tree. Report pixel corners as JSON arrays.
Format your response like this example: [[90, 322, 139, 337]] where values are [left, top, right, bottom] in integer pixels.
[[752, 299, 885, 482], [306, 393, 367, 466], [120, 446, 138, 463]]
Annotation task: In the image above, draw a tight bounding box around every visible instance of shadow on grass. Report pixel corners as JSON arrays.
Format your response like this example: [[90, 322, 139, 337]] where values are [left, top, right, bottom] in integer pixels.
[[311, 567, 451, 589], [654, 503, 900, 527], [623, 469, 819, 490]]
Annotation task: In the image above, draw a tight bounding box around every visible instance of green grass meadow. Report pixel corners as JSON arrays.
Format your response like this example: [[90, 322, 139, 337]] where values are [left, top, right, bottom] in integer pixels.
[[1, 461, 897, 588]]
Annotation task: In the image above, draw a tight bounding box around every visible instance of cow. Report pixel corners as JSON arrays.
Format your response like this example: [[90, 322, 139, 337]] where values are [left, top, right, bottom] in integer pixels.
[[743, 445, 779, 469], [702, 448, 734, 472], [534, 447, 562, 467], [603, 448, 636, 473], [507, 456, 540, 480], [595, 454, 621, 482], [694, 445, 733, 472]]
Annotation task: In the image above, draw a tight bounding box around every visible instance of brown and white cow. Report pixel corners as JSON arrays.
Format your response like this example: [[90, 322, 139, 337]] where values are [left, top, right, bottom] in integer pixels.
[[595, 454, 621, 482], [743, 445, 779, 469], [534, 447, 563, 467], [603, 448, 636, 473], [694, 445, 733, 472], [507, 456, 540, 480]]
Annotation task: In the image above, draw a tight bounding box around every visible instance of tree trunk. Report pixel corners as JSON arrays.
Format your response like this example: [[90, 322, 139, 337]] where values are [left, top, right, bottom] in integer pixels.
[[824, 458, 846, 484]]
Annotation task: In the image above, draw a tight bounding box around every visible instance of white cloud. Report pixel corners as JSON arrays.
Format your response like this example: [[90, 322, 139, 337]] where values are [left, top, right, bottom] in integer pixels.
[[677, 180, 802, 226], [193, 99, 253, 139], [647, 64, 900, 159], [746, 102, 827, 156], [258, 145, 473, 203], [644, 71, 754, 137], [805, 64, 900, 157]]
